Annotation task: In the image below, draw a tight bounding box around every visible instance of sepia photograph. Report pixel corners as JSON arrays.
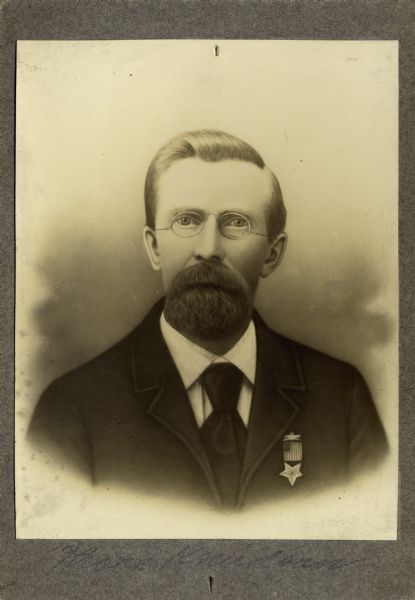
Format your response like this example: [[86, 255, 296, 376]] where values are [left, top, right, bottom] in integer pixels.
[[15, 39, 398, 539]]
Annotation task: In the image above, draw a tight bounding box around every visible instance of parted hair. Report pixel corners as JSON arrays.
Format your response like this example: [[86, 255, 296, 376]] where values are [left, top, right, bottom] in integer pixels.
[[144, 129, 286, 240]]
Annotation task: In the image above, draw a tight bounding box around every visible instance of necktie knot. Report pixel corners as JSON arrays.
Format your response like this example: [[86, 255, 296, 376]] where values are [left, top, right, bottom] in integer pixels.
[[201, 363, 243, 412]]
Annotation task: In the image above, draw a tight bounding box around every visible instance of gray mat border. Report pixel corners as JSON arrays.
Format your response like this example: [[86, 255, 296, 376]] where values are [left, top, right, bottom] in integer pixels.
[[1, 1, 414, 599]]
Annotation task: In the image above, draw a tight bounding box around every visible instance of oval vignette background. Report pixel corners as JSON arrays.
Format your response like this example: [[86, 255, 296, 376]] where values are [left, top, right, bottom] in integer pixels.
[[15, 40, 398, 539]]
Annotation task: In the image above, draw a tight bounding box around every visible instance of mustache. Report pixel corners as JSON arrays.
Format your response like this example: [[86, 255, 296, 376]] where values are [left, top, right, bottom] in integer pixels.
[[169, 262, 250, 297]]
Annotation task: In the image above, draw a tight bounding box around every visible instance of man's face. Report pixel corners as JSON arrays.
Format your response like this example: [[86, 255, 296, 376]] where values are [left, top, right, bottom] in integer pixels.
[[144, 158, 286, 340], [147, 158, 283, 291]]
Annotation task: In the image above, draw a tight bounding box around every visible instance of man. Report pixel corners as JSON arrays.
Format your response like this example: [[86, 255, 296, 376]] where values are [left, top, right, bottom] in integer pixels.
[[28, 129, 388, 509]]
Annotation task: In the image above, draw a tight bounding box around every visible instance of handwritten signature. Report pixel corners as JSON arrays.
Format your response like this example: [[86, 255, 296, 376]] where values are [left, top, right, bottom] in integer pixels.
[[48, 543, 369, 574]]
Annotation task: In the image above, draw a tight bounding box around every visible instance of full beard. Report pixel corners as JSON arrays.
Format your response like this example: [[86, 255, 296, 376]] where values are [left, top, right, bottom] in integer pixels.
[[164, 262, 254, 340]]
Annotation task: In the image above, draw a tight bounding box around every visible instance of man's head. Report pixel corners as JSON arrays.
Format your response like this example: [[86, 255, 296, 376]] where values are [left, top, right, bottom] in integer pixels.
[[144, 129, 286, 240], [143, 130, 287, 344]]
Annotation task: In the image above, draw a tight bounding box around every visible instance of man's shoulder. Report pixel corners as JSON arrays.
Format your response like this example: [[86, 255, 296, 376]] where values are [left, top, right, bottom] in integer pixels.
[[41, 299, 164, 394], [28, 305, 161, 445], [254, 310, 360, 382], [255, 313, 382, 447]]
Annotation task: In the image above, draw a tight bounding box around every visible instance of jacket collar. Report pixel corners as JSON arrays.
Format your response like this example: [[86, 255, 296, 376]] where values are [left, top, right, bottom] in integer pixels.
[[131, 298, 307, 506]]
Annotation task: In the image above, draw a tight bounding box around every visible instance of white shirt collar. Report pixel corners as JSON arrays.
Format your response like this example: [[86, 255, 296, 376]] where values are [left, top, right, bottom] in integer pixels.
[[160, 312, 256, 389]]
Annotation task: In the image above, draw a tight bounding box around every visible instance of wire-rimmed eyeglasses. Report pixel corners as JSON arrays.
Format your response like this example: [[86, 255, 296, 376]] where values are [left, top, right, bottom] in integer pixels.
[[154, 211, 268, 240]]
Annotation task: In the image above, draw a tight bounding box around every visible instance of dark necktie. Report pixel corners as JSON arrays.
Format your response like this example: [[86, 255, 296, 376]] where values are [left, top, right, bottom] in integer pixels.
[[200, 363, 247, 507]]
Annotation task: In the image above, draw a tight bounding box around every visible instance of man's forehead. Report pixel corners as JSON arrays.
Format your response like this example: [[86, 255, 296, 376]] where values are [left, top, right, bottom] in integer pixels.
[[156, 158, 271, 211]]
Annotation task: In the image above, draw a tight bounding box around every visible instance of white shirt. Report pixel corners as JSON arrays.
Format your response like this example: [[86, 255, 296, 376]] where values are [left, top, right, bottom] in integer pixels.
[[160, 313, 256, 428]]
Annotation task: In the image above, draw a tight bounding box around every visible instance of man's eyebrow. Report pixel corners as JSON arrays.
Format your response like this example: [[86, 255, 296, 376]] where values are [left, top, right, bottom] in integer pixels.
[[164, 208, 205, 219], [165, 208, 257, 219], [219, 209, 256, 219]]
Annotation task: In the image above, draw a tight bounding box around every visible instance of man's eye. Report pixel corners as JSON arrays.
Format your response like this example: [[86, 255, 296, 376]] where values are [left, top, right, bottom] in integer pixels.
[[176, 215, 200, 226], [229, 218, 246, 227], [224, 216, 248, 228]]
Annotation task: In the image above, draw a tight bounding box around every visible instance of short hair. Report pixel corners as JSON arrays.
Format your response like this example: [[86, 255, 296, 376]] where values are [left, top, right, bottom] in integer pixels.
[[144, 129, 286, 240]]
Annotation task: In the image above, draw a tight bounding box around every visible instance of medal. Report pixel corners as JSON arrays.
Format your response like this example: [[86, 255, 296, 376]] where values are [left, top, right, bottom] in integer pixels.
[[279, 432, 303, 487]]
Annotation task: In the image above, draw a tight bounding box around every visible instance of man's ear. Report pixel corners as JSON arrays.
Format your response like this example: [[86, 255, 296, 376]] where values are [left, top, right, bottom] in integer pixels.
[[143, 226, 161, 271], [261, 232, 287, 278]]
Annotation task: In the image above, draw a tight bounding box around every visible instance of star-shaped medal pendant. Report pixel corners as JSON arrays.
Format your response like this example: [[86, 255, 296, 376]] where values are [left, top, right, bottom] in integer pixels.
[[279, 462, 303, 487]]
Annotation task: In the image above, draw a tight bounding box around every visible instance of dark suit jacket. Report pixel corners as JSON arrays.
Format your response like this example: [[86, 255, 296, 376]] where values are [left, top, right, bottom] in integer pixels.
[[28, 299, 388, 509]]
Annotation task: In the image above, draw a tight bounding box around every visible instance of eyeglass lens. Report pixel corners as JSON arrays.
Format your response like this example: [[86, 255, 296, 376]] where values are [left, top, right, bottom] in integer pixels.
[[171, 212, 251, 239]]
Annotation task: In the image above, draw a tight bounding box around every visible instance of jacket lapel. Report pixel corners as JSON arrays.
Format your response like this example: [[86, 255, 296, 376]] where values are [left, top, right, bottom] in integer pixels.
[[130, 300, 221, 504], [238, 314, 308, 505]]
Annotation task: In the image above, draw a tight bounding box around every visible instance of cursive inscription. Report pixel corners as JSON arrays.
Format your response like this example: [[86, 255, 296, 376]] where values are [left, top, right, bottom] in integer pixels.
[[48, 543, 369, 574]]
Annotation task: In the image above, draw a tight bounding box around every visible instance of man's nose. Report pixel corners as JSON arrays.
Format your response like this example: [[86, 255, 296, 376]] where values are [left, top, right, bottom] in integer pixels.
[[193, 215, 225, 262]]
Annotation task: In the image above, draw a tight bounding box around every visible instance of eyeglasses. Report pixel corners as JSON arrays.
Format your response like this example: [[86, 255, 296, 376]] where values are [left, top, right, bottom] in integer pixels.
[[154, 211, 268, 240]]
